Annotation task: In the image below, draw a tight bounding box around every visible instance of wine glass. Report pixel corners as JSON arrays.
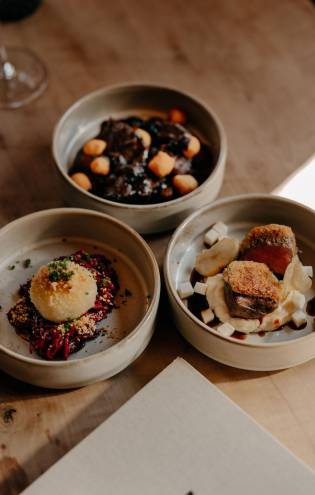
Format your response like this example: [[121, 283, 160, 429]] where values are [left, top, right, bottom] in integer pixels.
[[0, 0, 47, 109]]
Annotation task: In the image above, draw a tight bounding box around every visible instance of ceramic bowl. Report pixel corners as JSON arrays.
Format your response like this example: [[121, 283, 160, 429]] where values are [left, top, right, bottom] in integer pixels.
[[0, 208, 160, 388], [52, 83, 227, 234], [164, 194, 315, 371]]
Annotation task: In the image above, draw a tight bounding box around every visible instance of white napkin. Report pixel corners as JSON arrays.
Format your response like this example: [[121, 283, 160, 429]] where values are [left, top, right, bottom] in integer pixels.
[[22, 358, 315, 494]]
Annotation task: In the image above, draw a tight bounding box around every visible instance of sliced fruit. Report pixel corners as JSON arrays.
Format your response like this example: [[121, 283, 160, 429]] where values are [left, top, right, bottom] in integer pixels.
[[260, 289, 305, 331], [206, 274, 223, 309], [195, 238, 239, 276], [282, 255, 312, 297]]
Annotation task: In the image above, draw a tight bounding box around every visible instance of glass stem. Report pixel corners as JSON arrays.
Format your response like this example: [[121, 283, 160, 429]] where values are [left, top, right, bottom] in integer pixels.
[[0, 44, 16, 79]]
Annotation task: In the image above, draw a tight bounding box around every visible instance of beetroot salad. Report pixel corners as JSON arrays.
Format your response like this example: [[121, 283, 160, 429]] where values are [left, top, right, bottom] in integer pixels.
[[7, 250, 119, 360]]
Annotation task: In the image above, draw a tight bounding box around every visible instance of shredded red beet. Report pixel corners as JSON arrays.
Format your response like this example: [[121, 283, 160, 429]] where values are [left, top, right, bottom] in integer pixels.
[[7, 250, 119, 360]]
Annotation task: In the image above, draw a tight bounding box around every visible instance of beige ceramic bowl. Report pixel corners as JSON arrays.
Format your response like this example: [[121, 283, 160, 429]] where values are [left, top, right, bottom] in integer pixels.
[[165, 194, 315, 371], [52, 83, 227, 234], [0, 208, 160, 388]]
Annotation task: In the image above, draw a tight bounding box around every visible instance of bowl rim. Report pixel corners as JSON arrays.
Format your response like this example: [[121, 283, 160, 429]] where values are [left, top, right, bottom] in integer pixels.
[[52, 82, 227, 211], [0, 207, 161, 366], [164, 192, 315, 349]]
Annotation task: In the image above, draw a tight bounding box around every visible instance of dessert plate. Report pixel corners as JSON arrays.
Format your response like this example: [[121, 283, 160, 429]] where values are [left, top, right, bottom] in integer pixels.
[[165, 194, 315, 370], [0, 209, 160, 388]]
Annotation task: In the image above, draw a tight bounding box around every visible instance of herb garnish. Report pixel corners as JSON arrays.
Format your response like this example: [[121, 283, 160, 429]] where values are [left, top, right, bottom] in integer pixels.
[[64, 321, 72, 332], [23, 258, 31, 268], [81, 251, 91, 262], [8, 265, 15, 270], [48, 259, 74, 282]]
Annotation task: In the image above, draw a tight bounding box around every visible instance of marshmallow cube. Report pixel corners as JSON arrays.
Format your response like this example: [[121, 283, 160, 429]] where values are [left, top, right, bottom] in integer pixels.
[[212, 222, 228, 237], [303, 266, 313, 278], [204, 228, 219, 246], [217, 322, 235, 337], [292, 310, 307, 328], [178, 281, 194, 299], [201, 308, 215, 324], [194, 282, 208, 296]]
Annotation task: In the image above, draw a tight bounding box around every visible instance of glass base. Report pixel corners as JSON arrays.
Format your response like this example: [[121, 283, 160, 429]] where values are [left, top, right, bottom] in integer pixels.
[[0, 47, 47, 109]]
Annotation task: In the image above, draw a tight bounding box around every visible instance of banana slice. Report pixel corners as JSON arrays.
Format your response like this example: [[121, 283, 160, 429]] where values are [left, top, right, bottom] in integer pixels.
[[259, 306, 289, 332], [260, 289, 305, 331], [212, 279, 260, 333], [195, 238, 239, 276], [282, 255, 312, 298], [206, 274, 223, 309], [282, 289, 305, 312]]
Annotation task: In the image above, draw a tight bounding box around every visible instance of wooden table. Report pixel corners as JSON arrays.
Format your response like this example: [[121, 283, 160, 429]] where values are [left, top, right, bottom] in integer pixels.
[[1, 0, 315, 492]]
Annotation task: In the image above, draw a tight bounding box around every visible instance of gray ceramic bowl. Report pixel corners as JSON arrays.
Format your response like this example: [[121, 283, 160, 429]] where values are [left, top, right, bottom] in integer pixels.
[[165, 194, 315, 371], [52, 83, 227, 234], [0, 208, 160, 388]]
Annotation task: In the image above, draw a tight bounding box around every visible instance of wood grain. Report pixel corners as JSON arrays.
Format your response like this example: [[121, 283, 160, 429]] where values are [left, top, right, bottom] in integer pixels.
[[1, 0, 315, 492]]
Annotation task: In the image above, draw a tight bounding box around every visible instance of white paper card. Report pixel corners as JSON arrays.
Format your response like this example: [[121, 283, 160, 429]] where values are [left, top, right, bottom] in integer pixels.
[[22, 358, 315, 494], [274, 153, 315, 209]]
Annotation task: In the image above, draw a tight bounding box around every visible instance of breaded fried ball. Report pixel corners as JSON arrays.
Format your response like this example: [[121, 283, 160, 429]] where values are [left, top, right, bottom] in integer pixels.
[[30, 260, 97, 323]]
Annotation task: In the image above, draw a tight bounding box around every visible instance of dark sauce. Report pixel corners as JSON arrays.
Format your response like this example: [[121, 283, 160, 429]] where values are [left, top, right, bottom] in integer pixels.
[[306, 297, 315, 316], [259, 321, 307, 334], [232, 331, 247, 340], [187, 294, 208, 321], [188, 270, 309, 337], [208, 316, 220, 328], [276, 323, 286, 332], [188, 269, 222, 329], [190, 269, 204, 286], [188, 269, 209, 323], [287, 320, 307, 331]]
